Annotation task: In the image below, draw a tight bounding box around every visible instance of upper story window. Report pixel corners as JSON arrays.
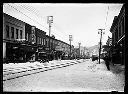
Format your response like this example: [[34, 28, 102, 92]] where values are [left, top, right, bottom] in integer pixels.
[[118, 23, 121, 39], [122, 17, 125, 35], [44, 38, 46, 46], [40, 38, 42, 44], [11, 27, 14, 39], [26, 33, 28, 41], [46, 41, 47, 47], [20, 30, 22, 39], [38, 37, 40, 44], [6, 25, 9, 38], [42, 38, 44, 45], [16, 29, 19, 39]]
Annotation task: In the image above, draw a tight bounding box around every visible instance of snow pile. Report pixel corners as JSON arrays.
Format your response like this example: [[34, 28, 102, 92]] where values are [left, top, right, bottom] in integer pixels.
[[84, 59, 108, 73]]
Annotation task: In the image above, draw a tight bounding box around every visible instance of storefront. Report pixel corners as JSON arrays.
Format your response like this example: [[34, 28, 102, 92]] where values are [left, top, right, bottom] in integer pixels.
[[117, 35, 125, 65], [5, 40, 37, 63], [37, 46, 47, 61]]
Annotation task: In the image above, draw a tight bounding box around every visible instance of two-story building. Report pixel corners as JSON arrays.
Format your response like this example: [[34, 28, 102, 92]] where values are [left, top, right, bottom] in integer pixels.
[[110, 4, 125, 65], [3, 13, 74, 63], [35, 27, 46, 61], [3, 13, 25, 63]]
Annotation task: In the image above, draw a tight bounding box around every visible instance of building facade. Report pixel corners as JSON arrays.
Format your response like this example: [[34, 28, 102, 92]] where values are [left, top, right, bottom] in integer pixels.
[[3, 13, 73, 63], [110, 5, 125, 65], [35, 27, 46, 61], [3, 13, 25, 63]]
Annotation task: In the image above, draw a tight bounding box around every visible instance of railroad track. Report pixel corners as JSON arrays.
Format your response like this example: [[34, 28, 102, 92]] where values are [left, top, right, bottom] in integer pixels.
[[3, 60, 82, 81]]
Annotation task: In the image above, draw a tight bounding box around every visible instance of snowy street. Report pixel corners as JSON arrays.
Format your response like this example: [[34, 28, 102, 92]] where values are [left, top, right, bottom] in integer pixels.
[[3, 60, 81, 81], [3, 59, 125, 92]]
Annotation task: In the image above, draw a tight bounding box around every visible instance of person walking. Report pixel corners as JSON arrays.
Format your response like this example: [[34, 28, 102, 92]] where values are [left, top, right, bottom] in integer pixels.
[[103, 54, 110, 70]]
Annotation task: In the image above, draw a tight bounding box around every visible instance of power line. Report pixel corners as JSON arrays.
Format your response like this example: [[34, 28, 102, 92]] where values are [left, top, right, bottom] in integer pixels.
[[19, 4, 45, 20], [15, 4, 69, 39], [6, 4, 69, 44], [53, 23, 69, 36], [104, 5, 109, 28], [7, 4, 49, 31]]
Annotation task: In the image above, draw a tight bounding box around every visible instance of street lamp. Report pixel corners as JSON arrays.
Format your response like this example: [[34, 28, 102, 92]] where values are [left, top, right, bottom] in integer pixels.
[[47, 16, 53, 61], [98, 29, 105, 64]]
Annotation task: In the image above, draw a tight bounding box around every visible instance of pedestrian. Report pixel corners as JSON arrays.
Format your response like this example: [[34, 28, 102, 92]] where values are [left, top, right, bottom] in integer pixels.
[[103, 54, 110, 70]]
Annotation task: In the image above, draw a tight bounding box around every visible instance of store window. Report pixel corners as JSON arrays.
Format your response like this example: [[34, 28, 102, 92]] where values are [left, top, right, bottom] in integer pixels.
[[6, 25, 9, 38], [16, 29, 19, 39], [11, 27, 14, 39]]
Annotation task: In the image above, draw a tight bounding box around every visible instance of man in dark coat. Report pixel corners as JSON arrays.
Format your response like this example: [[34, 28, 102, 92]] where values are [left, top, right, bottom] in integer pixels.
[[103, 54, 110, 70]]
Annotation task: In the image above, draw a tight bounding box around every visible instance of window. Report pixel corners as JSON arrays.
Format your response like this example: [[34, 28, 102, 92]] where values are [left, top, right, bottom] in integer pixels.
[[6, 25, 9, 38], [122, 18, 125, 35], [20, 30, 22, 39], [46, 41, 47, 47], [16, 29, 19, 39], [44, 39, 45, 45], [119, 23, 121, 39], [11, 27, 14, 39], [47, 40, 49, 47], [26, 33, 28, 41], [40, 38, 41, 44], [38, 37, 39, 44], [42, 38, 43, 45]]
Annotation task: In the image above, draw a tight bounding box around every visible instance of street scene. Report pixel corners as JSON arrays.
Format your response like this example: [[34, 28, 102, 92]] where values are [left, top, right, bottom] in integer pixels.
[[3, 3, 125, 92]]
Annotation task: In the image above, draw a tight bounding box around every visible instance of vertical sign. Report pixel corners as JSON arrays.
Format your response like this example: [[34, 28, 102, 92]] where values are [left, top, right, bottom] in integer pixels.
[[31, 26, 36, 44], [69, 35, 72, 41]]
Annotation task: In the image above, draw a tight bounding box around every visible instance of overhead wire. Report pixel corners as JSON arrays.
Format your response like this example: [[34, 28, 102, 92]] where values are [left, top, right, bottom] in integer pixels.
[[6, 4, 69, 43], [19, 4, 45, 20], [13, 4, 68, 39], [6, 3, 49, 31], [104, 5, 109, 29]]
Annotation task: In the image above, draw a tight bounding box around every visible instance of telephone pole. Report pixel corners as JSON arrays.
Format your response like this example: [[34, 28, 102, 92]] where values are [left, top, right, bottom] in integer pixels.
[[98, 29, 105, 64], [69, 35, 72, 60], [78, 42, 81, 59], [47, 16, 53, 61]]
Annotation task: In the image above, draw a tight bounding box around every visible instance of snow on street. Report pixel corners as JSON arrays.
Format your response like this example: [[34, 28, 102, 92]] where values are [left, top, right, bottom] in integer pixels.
[[3, 59, 125, 92]]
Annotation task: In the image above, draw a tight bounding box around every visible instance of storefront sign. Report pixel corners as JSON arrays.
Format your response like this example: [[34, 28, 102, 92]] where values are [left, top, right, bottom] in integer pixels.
[[31, 26, 36, 44]]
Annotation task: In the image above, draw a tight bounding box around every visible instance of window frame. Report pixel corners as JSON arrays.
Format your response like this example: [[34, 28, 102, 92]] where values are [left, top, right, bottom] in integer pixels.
[[20, 30, 22, 39], [6, 25, 9, 38], [11, 27, 14, 39], [16, 28, 19, 39]]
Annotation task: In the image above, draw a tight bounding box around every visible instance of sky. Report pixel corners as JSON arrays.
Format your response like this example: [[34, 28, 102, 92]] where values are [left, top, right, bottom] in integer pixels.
[[3, 3, 123, 47]]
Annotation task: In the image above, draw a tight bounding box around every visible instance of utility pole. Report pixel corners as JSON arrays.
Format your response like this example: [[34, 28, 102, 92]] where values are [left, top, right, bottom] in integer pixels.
[[84, 47, 86, 59], [69, 35, 72, 60], [47, 16, 53, 61], [98, 29, 105, 64], [78, 42, 81, 59]]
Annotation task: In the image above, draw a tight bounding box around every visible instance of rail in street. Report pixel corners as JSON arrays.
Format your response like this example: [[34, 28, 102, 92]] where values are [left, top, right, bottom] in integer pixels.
[[3, 60, 84, 81]]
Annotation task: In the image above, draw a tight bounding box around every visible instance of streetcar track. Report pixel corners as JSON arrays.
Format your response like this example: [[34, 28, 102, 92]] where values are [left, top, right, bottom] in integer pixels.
[[3, 61, 82, 81]]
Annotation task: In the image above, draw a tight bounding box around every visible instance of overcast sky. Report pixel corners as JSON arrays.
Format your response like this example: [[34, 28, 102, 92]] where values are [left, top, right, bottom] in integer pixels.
[[3, 3, 123, 47]]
